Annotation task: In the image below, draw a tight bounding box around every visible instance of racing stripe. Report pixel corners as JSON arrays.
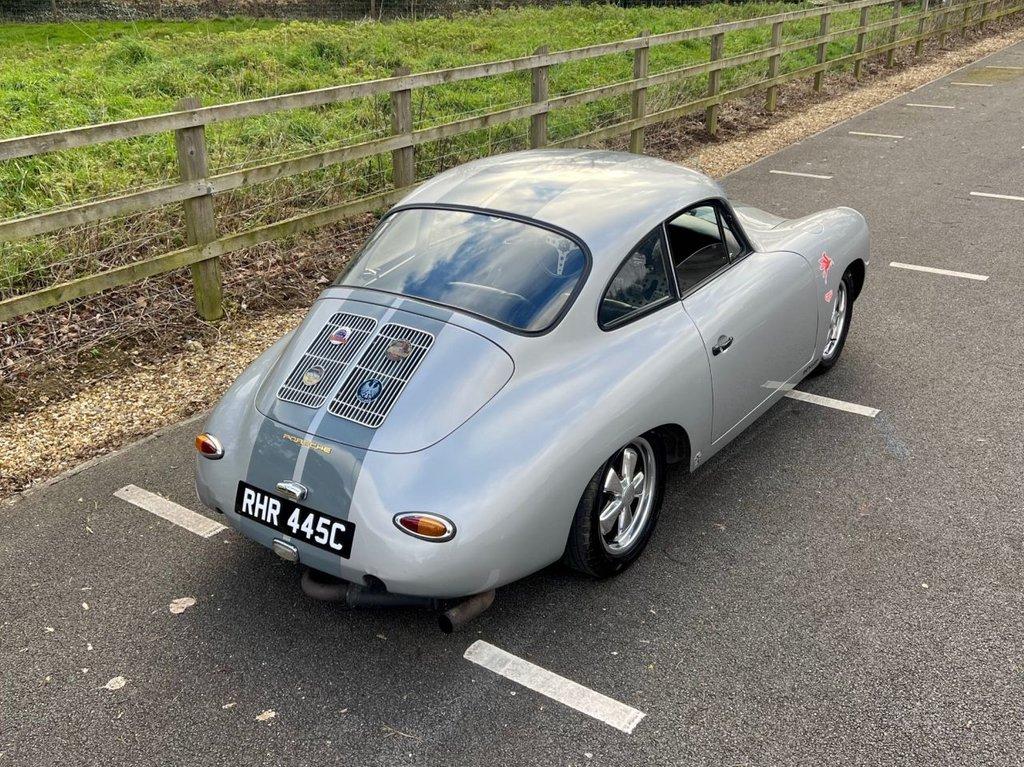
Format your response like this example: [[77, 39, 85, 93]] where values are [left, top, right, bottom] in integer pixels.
[[243, 416, 364, 521], [245, 297, 457, 523]]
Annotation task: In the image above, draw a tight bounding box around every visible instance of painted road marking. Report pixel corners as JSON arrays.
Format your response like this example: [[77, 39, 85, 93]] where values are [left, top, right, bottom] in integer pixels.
[[464, 640, 645, 734], [114, 484, 226, 538], [889, 261, 989, 282], [784, 390, 880, 418], [905, 103, 958, 109], [950, 81, 994, 87], [985, 65, 1024, 70], [848, 131, 904, 139], [769, 170, 833, 180], [970, 191, 1024, 202]]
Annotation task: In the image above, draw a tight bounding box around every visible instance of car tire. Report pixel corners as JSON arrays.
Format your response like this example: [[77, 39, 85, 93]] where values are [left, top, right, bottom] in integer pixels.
[[811, 268, 855, 376], [563, 433, 666, 578]]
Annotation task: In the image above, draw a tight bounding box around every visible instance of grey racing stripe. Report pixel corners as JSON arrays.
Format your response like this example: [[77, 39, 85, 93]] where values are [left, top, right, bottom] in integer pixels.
[[291, 305, 400, 480], [244, 417, 363, 520]]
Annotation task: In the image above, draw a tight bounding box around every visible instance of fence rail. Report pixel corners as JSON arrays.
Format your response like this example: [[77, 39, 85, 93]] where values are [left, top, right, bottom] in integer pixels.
[[1, 0, 1020, 323]]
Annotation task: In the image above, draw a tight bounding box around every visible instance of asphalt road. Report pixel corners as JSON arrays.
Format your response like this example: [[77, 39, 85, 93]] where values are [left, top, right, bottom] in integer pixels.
[[3, 44, 1024, 767]]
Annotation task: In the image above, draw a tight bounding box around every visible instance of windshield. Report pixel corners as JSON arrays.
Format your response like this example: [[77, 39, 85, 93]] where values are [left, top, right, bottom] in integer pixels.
[[337, 208, 588, 332]]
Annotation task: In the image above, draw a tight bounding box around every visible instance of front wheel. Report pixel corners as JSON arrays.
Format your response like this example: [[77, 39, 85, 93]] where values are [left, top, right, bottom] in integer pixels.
[[563, 434, 666, 578], [811, 269, 855, 376]]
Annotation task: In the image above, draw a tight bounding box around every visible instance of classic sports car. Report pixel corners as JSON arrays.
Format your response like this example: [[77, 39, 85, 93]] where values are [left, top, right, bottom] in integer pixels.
[[195, 150, 868, 629]]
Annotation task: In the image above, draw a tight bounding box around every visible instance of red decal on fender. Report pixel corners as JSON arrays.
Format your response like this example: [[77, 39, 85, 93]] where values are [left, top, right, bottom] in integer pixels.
[[819, 252, 833, 282], [824, 289, 834, 302]]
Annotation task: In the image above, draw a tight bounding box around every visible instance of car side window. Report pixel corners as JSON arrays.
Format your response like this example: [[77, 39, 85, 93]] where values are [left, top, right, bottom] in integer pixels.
[[721, 215, 743, 259], [665, 204, 731, 293], [599, 230, 672, 327]]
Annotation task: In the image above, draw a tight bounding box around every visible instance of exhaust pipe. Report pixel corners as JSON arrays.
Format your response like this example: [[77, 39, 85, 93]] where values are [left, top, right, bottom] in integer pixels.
[[301, 568, 437, 609], [301, 569, 494, 630], [438, 589, 495, 634]]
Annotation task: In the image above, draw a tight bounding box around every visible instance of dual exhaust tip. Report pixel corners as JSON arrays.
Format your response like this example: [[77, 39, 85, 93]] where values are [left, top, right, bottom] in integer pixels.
[[300, 567, 494, 634]]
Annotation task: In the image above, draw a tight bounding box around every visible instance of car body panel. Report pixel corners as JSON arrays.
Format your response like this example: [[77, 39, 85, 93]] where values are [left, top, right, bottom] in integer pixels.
[[195, 149, 869, 599], [682, 249, 818, 443], [254, 290, 514, 454]]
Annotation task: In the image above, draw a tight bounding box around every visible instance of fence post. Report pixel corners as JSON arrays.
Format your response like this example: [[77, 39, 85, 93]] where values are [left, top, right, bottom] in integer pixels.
[[854, 6, 870, 80], [369, 0, 377, 19], [938, 1, 949, 47], [390, 67, 415, 189], [765, 21, 783, 112], [980, 0, 990, 29], [814, 11, 831, 92], [705, 32, 725, 137], [173, 96, 223, 322], [530, 46, 549, 149], [886, 0, 900, 67], [916, 0, 930, 56], [630, 31, 650, 154], [961, 0, 972, 33]]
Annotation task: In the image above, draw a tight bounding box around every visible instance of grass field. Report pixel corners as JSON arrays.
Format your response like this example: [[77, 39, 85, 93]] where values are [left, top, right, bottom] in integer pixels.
[[0, 3, 907, 297]]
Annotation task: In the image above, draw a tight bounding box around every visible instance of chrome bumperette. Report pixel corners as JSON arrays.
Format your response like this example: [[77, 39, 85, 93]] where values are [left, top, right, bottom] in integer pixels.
[[276, 312, 377, 409], [328, 323, 434, 428]]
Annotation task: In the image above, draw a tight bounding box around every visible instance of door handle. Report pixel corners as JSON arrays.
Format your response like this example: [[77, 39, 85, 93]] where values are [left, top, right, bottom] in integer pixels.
[[712, 335, 734, 356]]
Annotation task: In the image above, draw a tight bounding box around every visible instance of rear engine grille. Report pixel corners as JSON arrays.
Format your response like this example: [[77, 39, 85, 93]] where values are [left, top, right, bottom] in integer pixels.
[[277, 313, 377, 409], [328, 323, 434, 428]]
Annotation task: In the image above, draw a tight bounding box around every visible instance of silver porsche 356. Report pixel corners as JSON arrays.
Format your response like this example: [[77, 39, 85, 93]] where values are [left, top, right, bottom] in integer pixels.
[[195, 150, 868, 630]]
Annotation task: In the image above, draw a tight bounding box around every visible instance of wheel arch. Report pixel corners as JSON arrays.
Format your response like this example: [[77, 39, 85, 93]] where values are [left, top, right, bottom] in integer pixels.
[[649, 423, 691, 468], [847, 258, 866, 301]]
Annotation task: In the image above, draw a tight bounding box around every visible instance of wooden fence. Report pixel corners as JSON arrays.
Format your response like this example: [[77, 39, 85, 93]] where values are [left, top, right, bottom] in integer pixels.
[[0, 0, 1019, 324]]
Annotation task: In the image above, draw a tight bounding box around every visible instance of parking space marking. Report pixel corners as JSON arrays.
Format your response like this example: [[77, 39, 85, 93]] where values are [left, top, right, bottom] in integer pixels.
[[784, 390, 880, 418], [848, 131, 904, 139], [114, 484, 226, 538], [889, 261, 989, 281], [769, 170, 833, 180], [464, 640, 645, 734], [985, 65, 1024, 70], [905, 103, 958, 109], [970, 191, 1024, 202], [950, 81, 994, 87]]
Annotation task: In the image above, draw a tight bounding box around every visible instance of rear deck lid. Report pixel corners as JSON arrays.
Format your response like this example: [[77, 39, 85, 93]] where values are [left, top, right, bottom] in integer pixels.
[[255, 293, 514, 454]]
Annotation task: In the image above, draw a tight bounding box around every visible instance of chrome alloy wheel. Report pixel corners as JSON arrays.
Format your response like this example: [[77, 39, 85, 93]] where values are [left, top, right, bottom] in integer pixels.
[[598, 437, 657, 555], [822, 280, 848, 361]]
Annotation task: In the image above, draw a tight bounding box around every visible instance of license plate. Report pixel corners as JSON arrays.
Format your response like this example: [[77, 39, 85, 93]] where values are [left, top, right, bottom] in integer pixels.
[[234, 481, 355, 558]]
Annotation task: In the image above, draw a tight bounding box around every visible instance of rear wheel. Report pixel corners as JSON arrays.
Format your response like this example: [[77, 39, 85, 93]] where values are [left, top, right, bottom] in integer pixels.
[[563, 434, 666, 578], [811, 269, 854, 376]]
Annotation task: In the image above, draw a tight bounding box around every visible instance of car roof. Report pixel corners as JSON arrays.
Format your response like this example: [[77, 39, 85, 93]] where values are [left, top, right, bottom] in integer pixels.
[[396, 149, 726, 255]]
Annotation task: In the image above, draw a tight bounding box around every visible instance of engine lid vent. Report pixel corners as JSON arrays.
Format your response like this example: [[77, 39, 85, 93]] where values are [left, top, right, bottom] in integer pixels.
[[277, 312, 377, 409], [328, 323, 434, 428]]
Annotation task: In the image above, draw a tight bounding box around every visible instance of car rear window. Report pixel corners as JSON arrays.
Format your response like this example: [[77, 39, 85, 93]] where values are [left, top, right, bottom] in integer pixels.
[[337, 207, 587, 332]]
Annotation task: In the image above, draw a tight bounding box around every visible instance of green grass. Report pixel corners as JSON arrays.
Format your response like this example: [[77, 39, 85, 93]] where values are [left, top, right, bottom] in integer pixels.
[[0, 3, 906, 296]]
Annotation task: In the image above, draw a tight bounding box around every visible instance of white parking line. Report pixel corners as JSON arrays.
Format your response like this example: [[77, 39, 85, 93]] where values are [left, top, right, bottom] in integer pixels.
[[464, 640, 645, 734], [889, 261, 989, 281], [970, 191, 1024, 202], [769, 170, 833, 180], [950, 81, 994, 87], [848, 131, 904, 139], [114, 484, 226, 538], [985, 64, 1024, 70], [905, 103, 958, 109], [784, 390, 880, 418]]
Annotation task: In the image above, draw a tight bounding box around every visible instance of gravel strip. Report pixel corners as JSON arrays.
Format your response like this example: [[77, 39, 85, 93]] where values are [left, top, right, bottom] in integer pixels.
[[3, 23, 1023, 501], [0, 310, 304, 497]]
